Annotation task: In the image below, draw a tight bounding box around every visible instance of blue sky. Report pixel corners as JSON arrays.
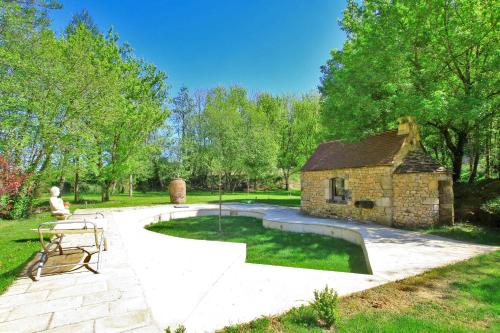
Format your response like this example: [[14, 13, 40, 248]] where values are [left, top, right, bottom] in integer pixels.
[[50, 0, 347, 96]]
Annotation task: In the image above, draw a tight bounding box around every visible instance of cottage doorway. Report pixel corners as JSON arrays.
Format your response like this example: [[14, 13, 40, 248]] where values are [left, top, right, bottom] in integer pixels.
[[438, 180, 453, 224]]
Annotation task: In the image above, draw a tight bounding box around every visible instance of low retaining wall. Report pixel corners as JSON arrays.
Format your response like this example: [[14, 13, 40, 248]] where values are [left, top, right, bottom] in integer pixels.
[[262, 219, 373, 274], [141, 207, 373, 274]]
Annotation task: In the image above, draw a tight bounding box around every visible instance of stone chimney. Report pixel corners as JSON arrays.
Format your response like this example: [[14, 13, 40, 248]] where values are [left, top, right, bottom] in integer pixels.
[[397, 116, 420, 145]]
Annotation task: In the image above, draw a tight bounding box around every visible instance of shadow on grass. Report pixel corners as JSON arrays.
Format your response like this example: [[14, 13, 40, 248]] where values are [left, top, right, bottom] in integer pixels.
[[0, 252, 38, 293]]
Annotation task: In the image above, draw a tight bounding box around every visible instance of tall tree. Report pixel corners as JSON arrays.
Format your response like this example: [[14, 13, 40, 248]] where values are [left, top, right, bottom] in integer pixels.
[[259, 94, 321, 190], [170, 86, 195, 178], [320, 0, 499, 182], [204, 86, 247, 192]]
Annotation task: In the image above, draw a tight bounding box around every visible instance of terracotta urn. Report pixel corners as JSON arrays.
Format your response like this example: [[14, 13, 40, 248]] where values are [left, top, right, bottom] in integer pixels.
[[169, 178, 186, 204]]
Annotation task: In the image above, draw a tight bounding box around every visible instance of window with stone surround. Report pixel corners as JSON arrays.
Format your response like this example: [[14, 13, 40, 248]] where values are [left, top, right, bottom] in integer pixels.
[[328, 177, 347, 204]]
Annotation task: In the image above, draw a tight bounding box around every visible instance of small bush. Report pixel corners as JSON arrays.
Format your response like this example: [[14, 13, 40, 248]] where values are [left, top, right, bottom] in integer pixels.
[[10, 188, 32, 219], [0, 156, 32, 219], [481, 197, 500, 215], [310, 285, 339, 328], [164, 324, 186, 333], [285, 305, 317, 327]]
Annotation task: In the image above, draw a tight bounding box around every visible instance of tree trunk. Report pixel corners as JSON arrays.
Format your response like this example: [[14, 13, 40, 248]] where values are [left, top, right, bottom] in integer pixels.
[[157, 168, 164, 189], [102, 180, 112, 202], [451, 133, 467, 183], [283, 169, 290, 191], [74, 168, 80, 202], [218, 174, 222, 233], [128, 174, 133, 197], [485, 121, 492, 179], [485, 145, 491, 179], [58, 175, 65, 193], [468, 152, 480, 184], [441, 128, 467, 183], [74, 156, 80, 202]]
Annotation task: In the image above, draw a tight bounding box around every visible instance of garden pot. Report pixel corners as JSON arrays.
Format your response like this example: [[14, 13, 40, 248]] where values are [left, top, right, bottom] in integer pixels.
[[169, 178, 186, 204]]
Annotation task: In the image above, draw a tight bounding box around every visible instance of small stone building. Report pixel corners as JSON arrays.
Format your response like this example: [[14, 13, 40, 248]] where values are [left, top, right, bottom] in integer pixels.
[[301, 117, 454, 227]]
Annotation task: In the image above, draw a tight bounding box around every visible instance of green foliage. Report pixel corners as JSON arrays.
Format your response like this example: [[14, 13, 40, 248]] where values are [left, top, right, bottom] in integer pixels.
[[0, 2, 169, 208], [164, 325, 186, 333], [481, 197, 500, 215], [252, 93, 322, 190], [10, 188, 32, 220], [285, 305, 318, 328], [158, 86, 322, 192], [420, 223, 500, 247], [310, 286, 339, 328], [320, 0, 499, 182]]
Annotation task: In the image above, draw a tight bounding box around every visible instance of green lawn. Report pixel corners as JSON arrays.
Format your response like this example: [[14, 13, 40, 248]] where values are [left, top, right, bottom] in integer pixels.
[[0, 212, 53, 294], [34, 190, 301, 210], [421, 223, 500, 246], [146, 215, 368, 273], [220, 250, 500, 332]]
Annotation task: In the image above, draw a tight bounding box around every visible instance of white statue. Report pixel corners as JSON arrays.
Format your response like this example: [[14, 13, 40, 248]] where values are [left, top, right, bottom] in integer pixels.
[[49, 186, 70, 217]]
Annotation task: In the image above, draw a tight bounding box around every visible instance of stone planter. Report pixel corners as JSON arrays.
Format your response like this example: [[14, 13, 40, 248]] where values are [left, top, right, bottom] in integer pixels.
[[169, 178, 186, 204]]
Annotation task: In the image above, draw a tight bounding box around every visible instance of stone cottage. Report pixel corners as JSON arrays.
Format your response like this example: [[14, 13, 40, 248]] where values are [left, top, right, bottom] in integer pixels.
[[301, 117, 454, 227]]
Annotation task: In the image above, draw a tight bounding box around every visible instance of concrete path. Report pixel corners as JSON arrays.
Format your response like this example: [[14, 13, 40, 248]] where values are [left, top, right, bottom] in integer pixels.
[[0, 203, 497, 333]]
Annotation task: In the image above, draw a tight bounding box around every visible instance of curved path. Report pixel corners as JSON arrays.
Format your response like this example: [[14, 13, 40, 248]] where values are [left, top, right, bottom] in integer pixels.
[[0, 203, 496, 333], [112, 203, 495, 332]]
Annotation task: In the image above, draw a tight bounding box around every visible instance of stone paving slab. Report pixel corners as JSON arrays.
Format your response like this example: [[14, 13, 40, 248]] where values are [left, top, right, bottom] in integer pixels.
[[0, 203, 497, 333], [0, 212, 162, 333]]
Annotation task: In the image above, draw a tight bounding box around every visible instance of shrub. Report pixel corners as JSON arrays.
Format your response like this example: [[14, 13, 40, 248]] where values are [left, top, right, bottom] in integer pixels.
[[481, 197, 500, 215], [285, 305, 317, 327], [164, 324, 186, 333], [309, 285, 339, 328], [10, 186, 33, 219], [0, 156, 32, 219]]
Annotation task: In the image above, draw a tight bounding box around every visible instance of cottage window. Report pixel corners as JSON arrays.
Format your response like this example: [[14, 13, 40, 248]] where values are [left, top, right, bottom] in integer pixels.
[[329, 177, 346, 203]]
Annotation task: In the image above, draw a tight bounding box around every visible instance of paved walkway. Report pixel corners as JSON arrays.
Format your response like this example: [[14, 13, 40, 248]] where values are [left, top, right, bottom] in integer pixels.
[[0, 204, 497, 333], [0, 212, 161, 333]]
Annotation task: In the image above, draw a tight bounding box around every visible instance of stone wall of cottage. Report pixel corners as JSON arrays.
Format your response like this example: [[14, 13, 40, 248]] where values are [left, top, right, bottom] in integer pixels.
[[301, 166, 394, 226], [392, 172, 453, 227]]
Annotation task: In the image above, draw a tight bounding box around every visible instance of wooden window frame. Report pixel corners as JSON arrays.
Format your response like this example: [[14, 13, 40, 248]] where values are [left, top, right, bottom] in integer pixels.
[[328, 177, 347, 204]]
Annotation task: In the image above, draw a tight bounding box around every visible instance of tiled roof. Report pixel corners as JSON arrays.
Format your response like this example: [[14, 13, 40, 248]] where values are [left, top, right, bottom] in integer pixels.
[[302, 130, 407, 171], [394, 149, 447, 173]]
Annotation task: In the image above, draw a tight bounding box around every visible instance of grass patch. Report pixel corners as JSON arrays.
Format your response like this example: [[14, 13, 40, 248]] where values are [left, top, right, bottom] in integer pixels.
[[219, 250, 500, 332], [419, 223, 500, 246], [0, 213, 52, 294], [33, 190, 301, 211], [146, 215, 368, 273]]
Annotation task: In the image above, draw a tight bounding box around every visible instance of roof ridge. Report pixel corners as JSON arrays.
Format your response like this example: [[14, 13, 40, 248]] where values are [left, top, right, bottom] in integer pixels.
[[321, 129, 401, 145]]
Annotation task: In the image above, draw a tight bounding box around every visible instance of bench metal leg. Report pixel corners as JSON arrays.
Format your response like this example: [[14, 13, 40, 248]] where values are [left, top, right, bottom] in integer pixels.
[[56, 234, 64, 255], [35, 252, 48, 281], [96, 232, 105, 273]]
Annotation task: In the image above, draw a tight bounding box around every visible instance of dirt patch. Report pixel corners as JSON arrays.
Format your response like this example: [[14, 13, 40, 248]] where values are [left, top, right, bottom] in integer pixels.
[[415, 279, 450, 301], [340, 275, 452, 317]]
